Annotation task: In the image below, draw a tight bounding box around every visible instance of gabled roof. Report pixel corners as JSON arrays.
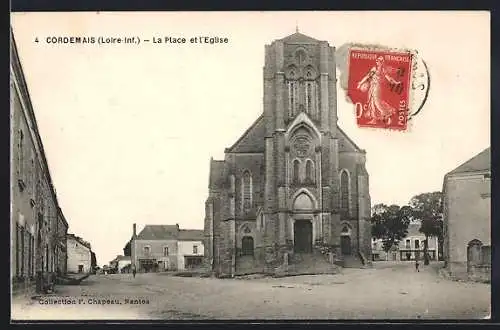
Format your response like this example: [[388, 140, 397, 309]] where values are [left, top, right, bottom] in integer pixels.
[[136, 225, 179, 240], [226, 115, 265, 153], [447, 147, 490, 176], [209, 159, 226, 190], [337, 126, 363, 152], [67, 233, 92, 250], [178, 229, 204, 241], [111, 255, 131, 262], [286, 112, 321, 138], [280, 32, 321, 44]]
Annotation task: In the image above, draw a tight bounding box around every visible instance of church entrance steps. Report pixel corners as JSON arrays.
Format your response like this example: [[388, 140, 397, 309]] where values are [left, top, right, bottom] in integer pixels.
[[235, 255, 261, 276], [284, 252, 341, 276], [342, 255, 365, 268]]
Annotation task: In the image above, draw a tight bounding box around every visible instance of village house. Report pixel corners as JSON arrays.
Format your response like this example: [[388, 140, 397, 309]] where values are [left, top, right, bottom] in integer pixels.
[[109, 255, 132, 273], [442, 147, 491, 281], [11, 30, 70, 294], [130, 224, 204, 272], [66, 234, 92, 274], [371, 223, 439, 262], [177, 230, 205, 270]]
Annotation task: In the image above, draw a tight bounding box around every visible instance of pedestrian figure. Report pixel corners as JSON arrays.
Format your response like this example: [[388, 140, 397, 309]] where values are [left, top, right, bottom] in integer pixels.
[[415, 259, 420, 272], [132, 264, 137, 278]]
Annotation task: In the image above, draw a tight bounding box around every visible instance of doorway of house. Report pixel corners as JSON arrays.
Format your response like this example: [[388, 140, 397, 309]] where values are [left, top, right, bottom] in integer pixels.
[[341, 235, 352, 255], [294, 220, 312, 253], [78, 265, 84, 273]]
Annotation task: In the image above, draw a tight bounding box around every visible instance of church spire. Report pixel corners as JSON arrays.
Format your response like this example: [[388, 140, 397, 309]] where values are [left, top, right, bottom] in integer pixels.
[[295, 21, 299, 33]]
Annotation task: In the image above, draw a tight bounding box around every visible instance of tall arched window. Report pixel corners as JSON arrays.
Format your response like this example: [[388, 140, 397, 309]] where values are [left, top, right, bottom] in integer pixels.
[[242, 171, 252, 211], [287, 80, 299, 117], [340, 170, 350, 217], [305, 160, 314, 183], [306, 82, 313, 114], [293, 160, 300, 184]]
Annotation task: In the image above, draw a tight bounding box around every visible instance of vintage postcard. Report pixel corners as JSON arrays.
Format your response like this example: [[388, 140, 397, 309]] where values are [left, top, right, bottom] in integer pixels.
[[10, 11, 490, 321]]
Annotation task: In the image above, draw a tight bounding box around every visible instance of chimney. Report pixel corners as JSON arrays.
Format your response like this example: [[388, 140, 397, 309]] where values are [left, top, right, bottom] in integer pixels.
[[133, 223, 137, 238], [176, 223, 180, 231]]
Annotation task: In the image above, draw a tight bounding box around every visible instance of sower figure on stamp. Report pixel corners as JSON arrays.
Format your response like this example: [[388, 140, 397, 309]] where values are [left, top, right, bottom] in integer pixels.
[[357, 56, 402, 125]]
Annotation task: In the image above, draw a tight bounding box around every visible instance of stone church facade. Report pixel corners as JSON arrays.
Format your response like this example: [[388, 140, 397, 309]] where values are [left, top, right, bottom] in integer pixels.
[[204, 32, 371, 277]]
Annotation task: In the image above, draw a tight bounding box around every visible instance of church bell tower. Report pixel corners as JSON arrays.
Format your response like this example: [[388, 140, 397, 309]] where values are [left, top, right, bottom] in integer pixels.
[[262, 31, 342, 263]]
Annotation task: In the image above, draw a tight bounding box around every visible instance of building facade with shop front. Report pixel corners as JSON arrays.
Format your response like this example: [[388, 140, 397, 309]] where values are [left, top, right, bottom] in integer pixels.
[[130, 224, 204, 272]]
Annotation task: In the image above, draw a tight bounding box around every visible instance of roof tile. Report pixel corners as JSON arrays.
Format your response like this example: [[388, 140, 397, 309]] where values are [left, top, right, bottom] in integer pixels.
[[447, 147, 490, 175], [136, 225, 179, 240]]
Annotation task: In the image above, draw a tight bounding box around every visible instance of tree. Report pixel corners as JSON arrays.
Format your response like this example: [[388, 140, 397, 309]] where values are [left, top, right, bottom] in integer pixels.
[[371, 203, 412, 253], [408, 191, 443, 265]]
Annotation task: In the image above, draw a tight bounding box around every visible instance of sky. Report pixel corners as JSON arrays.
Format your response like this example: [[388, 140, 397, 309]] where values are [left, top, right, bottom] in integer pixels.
[[11, 11, 490, 266]]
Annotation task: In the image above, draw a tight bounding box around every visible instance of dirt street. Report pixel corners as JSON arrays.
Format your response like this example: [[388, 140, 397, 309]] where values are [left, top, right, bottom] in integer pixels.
[[11, 262, 490, 320]]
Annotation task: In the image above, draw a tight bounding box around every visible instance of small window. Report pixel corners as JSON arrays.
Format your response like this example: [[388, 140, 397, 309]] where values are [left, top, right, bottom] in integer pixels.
[[293, 160, 300, 184], [405, 240, 411, 249], [305, 160, 314, 183], [163, 246, 169, 256], [18, 130, 24, 177], [144, 246, 150, 254], [193, 245, 198, 254], [415, 240, 420, 249]]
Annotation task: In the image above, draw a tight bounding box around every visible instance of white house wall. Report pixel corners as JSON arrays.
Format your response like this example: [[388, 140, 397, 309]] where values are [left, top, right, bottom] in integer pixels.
[[67, 238, 91, 273], [177, 240, 204, 271]]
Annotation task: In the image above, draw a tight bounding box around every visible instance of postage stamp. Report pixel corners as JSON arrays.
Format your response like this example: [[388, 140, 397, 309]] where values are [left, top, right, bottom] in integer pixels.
[[347, 48, 414, 131]]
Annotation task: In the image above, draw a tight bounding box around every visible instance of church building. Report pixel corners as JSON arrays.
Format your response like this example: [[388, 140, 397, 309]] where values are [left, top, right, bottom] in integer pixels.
[[204, 31, 372, 277]]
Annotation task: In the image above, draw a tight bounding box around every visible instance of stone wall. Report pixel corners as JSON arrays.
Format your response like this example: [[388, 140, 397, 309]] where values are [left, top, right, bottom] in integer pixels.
[[445, 174, 490, 267], [11, 44, 67, 294]]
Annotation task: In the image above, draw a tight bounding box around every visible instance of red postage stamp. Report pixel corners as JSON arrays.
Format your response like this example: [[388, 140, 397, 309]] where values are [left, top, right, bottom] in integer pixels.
[[347, 49, 413, 131]]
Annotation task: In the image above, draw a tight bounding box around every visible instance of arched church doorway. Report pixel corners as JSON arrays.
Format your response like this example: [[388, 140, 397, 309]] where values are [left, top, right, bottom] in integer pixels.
[[292, 191, 315, 254], [241, 236, 254, 256], [467, 239, 482, 272], [340, 225, 352, 256], [341, 236, 351, 255], [294, 220, 312, 253]]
